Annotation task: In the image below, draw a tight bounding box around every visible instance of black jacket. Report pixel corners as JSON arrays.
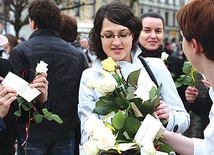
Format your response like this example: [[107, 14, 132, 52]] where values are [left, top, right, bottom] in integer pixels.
[[9, 29, 88, 139]]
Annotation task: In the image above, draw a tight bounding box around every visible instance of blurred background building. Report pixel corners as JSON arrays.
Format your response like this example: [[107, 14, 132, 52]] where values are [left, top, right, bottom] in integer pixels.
[[0, 0, 188, 42]]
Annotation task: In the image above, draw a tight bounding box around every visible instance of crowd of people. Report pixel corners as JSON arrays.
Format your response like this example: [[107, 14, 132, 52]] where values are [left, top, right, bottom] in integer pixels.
[[0, 0, 213, 155]]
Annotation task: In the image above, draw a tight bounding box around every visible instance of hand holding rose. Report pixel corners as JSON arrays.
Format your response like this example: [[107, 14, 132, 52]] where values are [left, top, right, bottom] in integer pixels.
[[185, 86, 198, 103], [30, 72, 48, 104], [30, 60, 49, 104], [155, 100, 169, 122]]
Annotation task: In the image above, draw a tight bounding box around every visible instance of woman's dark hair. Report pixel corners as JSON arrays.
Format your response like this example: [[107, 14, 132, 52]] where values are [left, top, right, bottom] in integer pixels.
[[89, 1, 142, 60], [140, 12, 165, 29], [58, 13, 77, 42], [4, 34, 18, 54]]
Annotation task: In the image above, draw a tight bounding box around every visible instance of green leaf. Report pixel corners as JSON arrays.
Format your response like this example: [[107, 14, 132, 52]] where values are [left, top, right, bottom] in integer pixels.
[[139, 100, 155, 116], [28, 102, 34, 108], [21, 104, 30, 111], [182, 62, 191, 73], [156, 83, 163, 95], [130, 98, 143, 106], [112, 111, 126, 130], [41, 109, 63, 124], [115, 96, 129, 109], [92, 106, 118, 115], [42, 108, 52, 117], [161, 119, 168, 126], [34, 113, 43, 123], [158, 143, 173, 153], [50, 114, 63, 124], [175, 81, 182, 88], [127, 69, 141, 86], [14, 108, 21, 117], [124, 117, 141, 136], [17, 97, 26, 104], [151, 95, 161, 108], [96, 98, 114, 107], [149, 86, 157, 99], [126, 86, 136, 100], [180, 75, 186, 78]]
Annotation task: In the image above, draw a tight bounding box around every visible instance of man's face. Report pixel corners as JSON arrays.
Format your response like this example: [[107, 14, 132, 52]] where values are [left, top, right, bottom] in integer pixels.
[[81, 38, 89, 49]]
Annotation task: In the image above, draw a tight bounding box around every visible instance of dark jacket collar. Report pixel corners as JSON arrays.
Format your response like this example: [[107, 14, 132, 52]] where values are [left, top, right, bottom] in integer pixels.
[[137, 42, 163, 58]]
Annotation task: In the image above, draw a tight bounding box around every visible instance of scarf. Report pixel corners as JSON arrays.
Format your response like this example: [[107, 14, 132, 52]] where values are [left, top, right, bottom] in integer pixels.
[[137, 42, 164, 58]]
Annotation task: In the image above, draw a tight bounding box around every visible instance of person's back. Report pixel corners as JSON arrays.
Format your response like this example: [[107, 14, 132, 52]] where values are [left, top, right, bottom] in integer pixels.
[[57, 13, 89, 155], [9, 0, 88, 155]]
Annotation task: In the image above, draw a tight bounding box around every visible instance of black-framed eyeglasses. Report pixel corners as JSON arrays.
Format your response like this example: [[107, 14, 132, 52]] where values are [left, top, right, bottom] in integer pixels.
[[100, 32, 132, 41]]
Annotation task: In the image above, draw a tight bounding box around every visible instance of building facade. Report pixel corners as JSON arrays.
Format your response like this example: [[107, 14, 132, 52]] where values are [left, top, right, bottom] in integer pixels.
[[61, 0, 187, 44], [0, 0, 188, 42]]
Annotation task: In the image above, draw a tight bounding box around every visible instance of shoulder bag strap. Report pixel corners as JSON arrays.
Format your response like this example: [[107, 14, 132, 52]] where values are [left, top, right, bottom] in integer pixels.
[[139, 56, 159, 87]]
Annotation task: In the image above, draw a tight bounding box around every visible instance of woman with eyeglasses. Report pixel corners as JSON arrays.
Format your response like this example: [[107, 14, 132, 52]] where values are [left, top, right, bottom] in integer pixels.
[[78, 1, 189, 149]]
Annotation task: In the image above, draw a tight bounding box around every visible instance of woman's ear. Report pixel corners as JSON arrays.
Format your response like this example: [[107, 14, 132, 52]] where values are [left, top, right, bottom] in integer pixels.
[[192, 39, 202, 54]]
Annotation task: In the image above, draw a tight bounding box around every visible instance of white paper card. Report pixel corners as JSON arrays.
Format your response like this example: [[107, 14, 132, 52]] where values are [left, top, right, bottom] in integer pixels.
[[2, 71, 41, 102], [156, 151, 169, 155], [134, 114, 166, 146], [113, 143, 139, 151]]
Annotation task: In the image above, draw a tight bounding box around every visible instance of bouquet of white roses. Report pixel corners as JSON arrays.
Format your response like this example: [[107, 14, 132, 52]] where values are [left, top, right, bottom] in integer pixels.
[[84, 57, 172, 155]]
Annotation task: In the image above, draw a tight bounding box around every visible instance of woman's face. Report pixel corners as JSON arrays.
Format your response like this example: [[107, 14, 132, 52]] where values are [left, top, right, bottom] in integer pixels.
[[138, 17, 164, 51], [100, 18, 133, 63], [181, 31, 201, 72]]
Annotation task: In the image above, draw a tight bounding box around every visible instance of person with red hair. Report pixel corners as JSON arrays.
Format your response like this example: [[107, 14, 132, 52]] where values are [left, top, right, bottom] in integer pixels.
[[160, 0, 214, 154]]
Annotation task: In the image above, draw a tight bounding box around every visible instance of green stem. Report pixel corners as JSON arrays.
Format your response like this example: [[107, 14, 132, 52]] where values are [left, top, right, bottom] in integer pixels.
[[191, 66, 196, 87]]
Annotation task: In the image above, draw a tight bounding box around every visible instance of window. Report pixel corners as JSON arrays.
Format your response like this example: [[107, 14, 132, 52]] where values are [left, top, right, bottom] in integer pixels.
[[74, 0, 80, 16], [140, 8, 144, 15], [165, 12, 168, 26], [173, 13, 176, 26], [173, 0, 176, 6]]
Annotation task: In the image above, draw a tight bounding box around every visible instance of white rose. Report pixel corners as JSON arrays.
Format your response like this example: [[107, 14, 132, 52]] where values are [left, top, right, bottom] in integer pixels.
[[83, 140, 99, 155], [36, 60, 48, 74], [161, 52, 169, 61], [100, 69, 112, 78], [94, 74, 117, 96], [86, 78, 96, 89], [141, 142, 156, 155], [94, 127, 116, 151], [85, 116, 105, 136]]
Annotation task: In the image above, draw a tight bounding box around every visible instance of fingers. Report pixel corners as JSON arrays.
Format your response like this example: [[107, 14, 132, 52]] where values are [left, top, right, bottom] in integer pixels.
[[0, 86, 18, 118], [0, 86, 17, 99], [30, 76, 48, 91], [0, 96, 17, 118], [155, 100, 169, 121], [30, 74, 48, 104], [185, 86, 198, 103], [202, 79, 210, 88]]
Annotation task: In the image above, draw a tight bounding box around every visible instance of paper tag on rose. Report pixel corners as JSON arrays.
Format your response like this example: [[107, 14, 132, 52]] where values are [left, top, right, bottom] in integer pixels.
[[134, 114, 166, 145], [2, 71, 41, 102]]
